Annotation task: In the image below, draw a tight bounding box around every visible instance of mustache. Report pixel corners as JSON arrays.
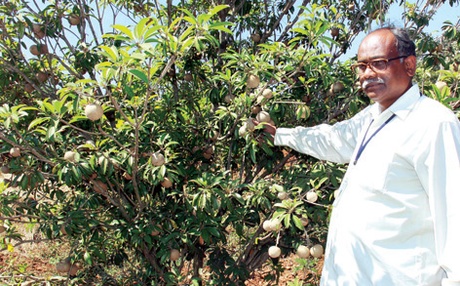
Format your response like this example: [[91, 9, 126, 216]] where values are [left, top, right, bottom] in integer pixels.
[[362, 78, 384, 89]]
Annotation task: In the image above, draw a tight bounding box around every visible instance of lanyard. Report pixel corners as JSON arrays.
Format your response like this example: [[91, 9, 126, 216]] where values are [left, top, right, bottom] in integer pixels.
[[353, 113, 396, 165]]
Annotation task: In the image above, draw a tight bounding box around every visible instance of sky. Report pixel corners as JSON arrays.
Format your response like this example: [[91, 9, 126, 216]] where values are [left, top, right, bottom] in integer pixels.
[[23, 1, 459, 61], [343, 2, 460, 58]]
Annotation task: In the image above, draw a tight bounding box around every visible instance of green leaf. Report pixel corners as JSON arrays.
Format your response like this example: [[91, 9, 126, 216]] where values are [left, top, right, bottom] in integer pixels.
[[249, 145, 256, 163], [46, 125, 56, 142], [292, 215, 304, 230], [84, 251, 92, 264], [209, 22, 233, 34], [181, 9, 198, 25], [208, 5, 229, 16], [134, 18, 150, 41], [207, 227, 220, 238], [28, 117, 50, 130], [129, 69, 149, 83], [273, 202, 288, 209], [179, 35, 195, 52], [283, 214, 291, 228], [100, 46, 118, 62], [112, 24, 134, 40]]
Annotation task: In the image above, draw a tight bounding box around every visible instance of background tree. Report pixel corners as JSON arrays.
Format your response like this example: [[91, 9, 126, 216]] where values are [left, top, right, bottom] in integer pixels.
[[0, 0, 459, 284]]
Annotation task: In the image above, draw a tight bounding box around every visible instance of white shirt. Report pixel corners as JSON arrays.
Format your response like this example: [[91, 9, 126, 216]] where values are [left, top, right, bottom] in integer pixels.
[[274, 84, 460, 286]]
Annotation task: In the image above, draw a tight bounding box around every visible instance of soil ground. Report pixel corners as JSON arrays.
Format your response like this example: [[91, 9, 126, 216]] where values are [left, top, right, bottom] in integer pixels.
[[0, 242, 322, 285]]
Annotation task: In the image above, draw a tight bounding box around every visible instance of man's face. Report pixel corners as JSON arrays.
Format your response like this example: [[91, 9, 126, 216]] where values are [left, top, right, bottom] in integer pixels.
[[356, 30, 414, 110]]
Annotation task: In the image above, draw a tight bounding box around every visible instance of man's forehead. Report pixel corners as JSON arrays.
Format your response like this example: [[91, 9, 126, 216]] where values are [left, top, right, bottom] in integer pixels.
[[357, 32, 397, 60], [357, 54, 391, 62]]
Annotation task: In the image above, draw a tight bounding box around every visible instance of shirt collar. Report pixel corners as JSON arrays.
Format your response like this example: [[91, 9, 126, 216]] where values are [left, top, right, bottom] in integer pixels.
[[369, 84, 421, 121]]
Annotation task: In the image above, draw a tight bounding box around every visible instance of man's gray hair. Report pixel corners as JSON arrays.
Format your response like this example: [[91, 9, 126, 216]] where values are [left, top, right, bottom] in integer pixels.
[[372, 26, 417, 57]]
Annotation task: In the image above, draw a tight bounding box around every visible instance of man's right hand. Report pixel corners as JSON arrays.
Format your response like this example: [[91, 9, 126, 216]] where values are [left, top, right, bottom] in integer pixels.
[[253, 119, 276, 141]]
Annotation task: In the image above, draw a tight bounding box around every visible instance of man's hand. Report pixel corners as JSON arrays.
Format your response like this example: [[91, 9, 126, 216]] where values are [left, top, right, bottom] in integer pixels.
[[253, 119, 276, 142]]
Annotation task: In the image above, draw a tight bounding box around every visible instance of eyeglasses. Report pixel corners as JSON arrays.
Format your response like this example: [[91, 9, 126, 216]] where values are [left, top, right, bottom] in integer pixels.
[[351, 55, 408, 74]]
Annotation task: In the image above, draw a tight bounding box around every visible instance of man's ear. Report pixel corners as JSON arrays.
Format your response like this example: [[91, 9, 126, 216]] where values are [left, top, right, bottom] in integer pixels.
[[405, 55, 417, 77]]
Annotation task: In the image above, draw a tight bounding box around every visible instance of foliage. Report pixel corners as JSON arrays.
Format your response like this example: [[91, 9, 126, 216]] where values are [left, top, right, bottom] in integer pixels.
[[0, 0, 459, 284]]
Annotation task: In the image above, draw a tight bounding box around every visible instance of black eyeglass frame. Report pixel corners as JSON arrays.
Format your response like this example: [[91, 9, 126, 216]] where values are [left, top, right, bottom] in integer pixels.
[[351, 55, 408, 74]]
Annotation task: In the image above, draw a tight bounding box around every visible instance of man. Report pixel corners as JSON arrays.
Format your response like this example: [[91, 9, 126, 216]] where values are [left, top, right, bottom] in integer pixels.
[[267, 27, 460, 285]]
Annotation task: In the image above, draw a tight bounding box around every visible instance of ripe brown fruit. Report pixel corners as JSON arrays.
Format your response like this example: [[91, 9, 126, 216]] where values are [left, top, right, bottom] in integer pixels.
[[310, 244, 324, 258], [93, 180, 108, 195], [24, 83, 35, 93], [29, 45, 40, 56], [247, 74, 260, 89], [255, 95, 265, 105], [245, 118, 255, 132], [36, 71, 49, 83], [203, 146, 214, 159], [1, 166, 10, 174], [251, 33, 261, 43], [262, 88, 273, 99], [263, 218, 281, 232], [151, 228, 160, 236], [330, 27, 340, 38], [85, 103, 104, 121], [268, 246, 281, 258], [51, 75, 60, 85], [64, 151, 76, 162], [277, 191, 288, 200], [10, 147, 21, 157], [151, 152, 165, 166], [68, 14, 81, 25], [32, 23, 42, 34], [251, 105, 262, 114], [68, 263, 81, 276], [55, 258, 71, 273], [238, 124, 248, 137], [32, 24, 45, 39], [262, 220, 272, 232], [331, 81, 345, 94], [39, 44, 49, 54], [223, 93, 235, 103], [300, 216, 309, 227], [161, 177, 173, 188], [170, 249, 180, 261], [256, 110, 271, 123], [297, 245, 310, 258], [306, 191, 318, 203], [34, 30, 46, 39], [270, 218, 281, 231], [184, 73, 193, 81]]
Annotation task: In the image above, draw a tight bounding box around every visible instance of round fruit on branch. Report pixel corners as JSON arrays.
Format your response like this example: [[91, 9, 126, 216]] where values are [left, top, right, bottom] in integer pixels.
[[84, 103, 104, 121]]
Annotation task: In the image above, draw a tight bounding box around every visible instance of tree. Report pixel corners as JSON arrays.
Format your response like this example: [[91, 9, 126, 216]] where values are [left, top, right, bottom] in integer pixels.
[[0, 0, 459, 284]]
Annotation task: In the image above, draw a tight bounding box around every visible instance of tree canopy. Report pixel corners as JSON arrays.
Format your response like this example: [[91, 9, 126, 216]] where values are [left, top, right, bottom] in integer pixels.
[[0, 0, 459, 284]]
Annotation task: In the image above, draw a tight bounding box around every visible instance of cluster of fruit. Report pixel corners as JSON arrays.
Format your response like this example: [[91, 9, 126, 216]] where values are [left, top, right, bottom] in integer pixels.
[[262, 188, 323, 260]]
